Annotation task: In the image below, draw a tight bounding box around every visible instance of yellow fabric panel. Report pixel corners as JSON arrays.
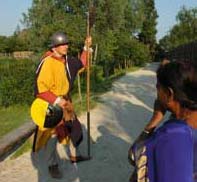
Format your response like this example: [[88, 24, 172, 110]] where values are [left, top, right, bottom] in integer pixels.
[[34, 129, 54, 152], [34, 128, 70, 152], [59, 137, 70, 145], [37, 56, 69, 96], [30, 98, 49, 130], [34, 56, 71, 152]]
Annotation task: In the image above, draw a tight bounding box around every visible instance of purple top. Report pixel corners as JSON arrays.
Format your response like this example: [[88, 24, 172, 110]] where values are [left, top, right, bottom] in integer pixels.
[[132, 119, 197, 182]]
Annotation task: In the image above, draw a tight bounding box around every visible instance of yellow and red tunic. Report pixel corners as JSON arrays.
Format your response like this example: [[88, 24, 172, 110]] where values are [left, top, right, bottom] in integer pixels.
[[33, 50, 88, 152], [37, 54, 69, 101]]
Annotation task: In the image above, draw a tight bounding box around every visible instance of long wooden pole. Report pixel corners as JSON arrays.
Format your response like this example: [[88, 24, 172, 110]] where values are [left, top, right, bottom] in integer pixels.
[[86, 10, 91, 157]]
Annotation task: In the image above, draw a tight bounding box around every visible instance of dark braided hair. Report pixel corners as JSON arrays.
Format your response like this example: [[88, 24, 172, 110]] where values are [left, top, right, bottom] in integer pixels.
[[157, 61, 197, 110]]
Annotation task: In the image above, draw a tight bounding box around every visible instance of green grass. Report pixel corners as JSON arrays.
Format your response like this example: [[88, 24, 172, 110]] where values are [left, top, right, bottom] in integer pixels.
[[125, 66, 139, 73], [0, 104, 31, 138], [10, 139, 32, 159], [0, 104, 32, 159]]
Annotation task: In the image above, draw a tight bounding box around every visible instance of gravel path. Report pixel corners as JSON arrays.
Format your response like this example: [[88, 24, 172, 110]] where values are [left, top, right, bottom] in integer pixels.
[[0, 63, 159, 182]]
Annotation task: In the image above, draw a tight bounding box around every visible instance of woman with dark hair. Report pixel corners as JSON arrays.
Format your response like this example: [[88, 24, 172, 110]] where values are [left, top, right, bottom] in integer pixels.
[[129, 61, 197, 182]]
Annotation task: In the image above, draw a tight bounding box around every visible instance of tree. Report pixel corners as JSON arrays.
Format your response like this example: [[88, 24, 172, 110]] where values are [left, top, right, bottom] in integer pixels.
[[91, 0, 124, 77], [20, 0, 152, 71], [21, 0, 88, 52], [138, 0, 158, 60], [159, 6, 197, 51]]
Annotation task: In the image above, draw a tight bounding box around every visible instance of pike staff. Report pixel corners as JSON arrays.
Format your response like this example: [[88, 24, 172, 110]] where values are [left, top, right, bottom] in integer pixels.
[[86, 10, 91, 157], [86, 1, 96, 157]]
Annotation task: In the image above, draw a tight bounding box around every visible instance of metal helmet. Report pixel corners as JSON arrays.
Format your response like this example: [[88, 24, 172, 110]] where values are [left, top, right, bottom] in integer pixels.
[[49, 31, 69, 48]]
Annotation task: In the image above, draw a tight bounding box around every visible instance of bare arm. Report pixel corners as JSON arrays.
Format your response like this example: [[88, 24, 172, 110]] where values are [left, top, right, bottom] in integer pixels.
[[144, 99, 166, 132]]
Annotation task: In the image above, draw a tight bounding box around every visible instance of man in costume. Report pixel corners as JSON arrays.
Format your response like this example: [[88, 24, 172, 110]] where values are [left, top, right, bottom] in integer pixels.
[[32, 31, 92, 179]]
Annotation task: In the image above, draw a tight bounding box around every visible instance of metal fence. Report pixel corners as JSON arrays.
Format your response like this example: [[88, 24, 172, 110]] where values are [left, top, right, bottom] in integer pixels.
[[167, 41, 197, 64]]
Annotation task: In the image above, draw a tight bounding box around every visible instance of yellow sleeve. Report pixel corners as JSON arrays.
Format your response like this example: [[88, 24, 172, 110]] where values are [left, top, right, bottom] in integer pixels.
[[37, 59, 53, 93]]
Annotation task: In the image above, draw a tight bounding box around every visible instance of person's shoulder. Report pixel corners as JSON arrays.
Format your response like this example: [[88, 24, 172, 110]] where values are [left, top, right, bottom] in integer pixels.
[[40, 56, 55, 67], [67, 55, 78, 62], [43, 54, 63, 65], [156, 119, 191, 137], [43, 55, 53, 61], [67, 55, 82, 68]]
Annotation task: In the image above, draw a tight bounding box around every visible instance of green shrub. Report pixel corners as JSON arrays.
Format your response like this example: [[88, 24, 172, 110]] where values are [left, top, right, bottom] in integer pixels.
[[0, 58, 36, 107], [130, 39, 151, 66]]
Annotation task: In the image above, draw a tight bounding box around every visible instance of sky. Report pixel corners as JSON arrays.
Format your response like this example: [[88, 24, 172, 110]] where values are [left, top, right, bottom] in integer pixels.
[[0, 0, 32, 36], [155, 0, 197, 40], [0, 0, 196, 41]]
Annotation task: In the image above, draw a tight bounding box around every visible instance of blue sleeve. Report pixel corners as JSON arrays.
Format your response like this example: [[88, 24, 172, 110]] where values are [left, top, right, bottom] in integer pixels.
[[155, 130, 193, 182]]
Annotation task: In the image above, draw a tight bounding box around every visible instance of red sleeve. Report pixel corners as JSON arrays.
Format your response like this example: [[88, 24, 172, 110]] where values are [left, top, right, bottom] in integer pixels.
[[37, 91, 57, 104], [80, 50, 88, 66]]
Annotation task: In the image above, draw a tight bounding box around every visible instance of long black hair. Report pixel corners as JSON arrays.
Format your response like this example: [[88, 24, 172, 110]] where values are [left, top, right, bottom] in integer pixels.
[[157, 61, 197, 110]]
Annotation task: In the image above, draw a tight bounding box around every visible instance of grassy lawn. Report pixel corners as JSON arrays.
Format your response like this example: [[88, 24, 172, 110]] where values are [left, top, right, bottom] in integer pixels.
[[0, 104, 31, 138], [0, 104, 32, 159]]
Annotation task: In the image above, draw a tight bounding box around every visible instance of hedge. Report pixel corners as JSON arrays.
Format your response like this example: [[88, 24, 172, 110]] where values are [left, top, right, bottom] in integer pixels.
[[0, 58, 36, 107]]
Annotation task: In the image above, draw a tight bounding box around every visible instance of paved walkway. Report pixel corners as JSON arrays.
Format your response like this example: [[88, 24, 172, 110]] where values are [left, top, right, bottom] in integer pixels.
[[0, 63, 159, 182]]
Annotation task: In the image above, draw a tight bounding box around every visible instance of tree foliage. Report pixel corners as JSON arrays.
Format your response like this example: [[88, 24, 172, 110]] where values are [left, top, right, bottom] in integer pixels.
[[159, 6, 197, 52], [0, 0, 156, 77], [0, 58, 35, 106], [138, 0, 158, 59], [0, 0, 163, 107]]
